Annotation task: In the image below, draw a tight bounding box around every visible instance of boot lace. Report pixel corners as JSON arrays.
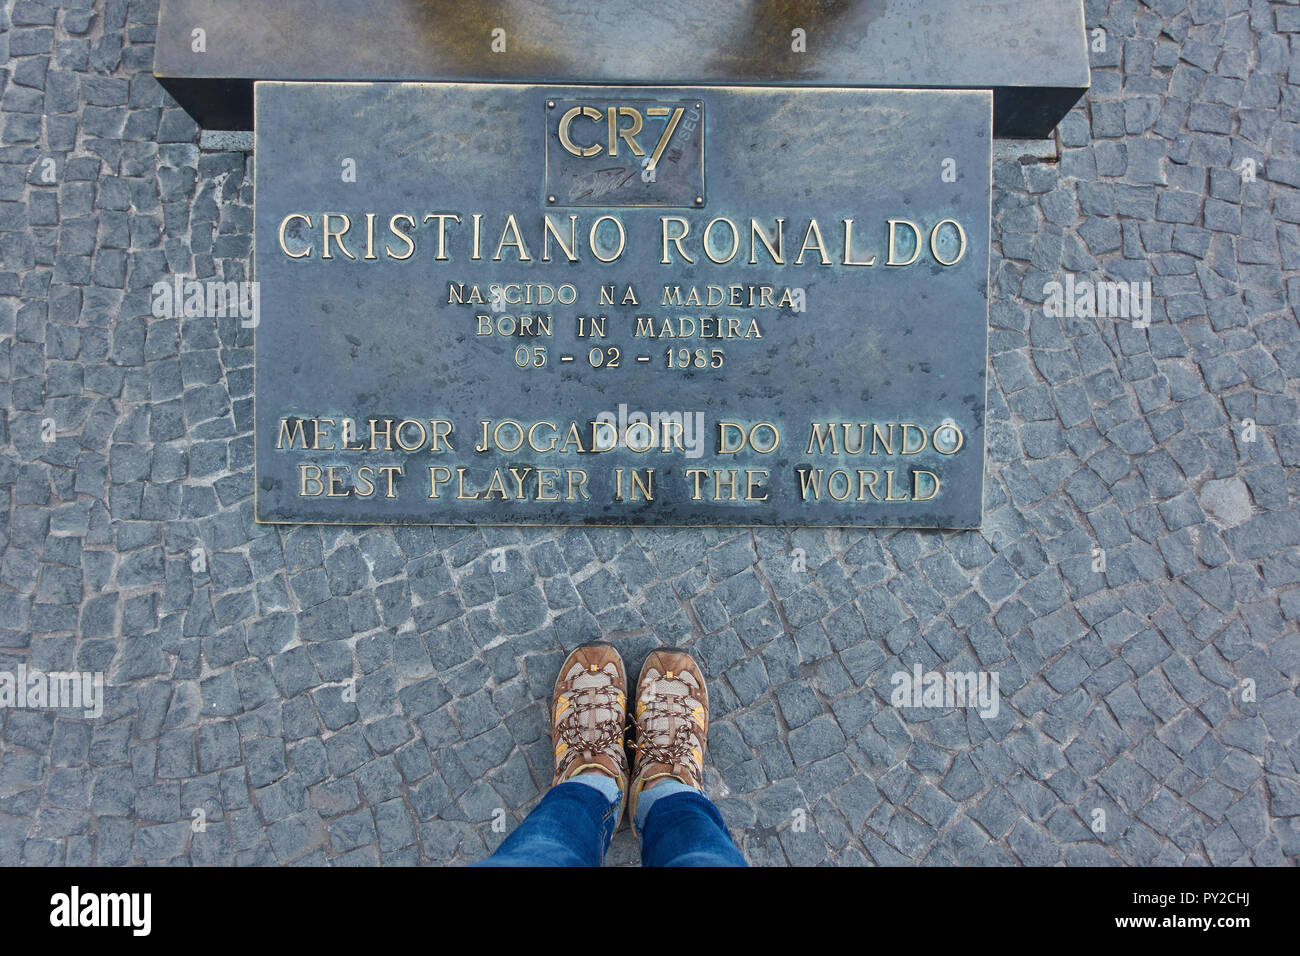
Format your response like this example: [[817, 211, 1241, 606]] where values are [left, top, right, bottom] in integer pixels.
[[631, 687, 699, 767], [556, 685, 624, 762]]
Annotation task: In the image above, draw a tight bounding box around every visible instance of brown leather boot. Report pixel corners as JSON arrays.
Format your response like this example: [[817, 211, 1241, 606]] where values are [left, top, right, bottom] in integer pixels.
[[551, 644, 629, 799], [628, 648, 709, 824]]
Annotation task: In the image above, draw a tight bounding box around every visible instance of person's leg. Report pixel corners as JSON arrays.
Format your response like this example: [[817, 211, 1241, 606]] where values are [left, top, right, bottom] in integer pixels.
[[635, 781, 747, 867], [475, 644, 630, 867], [627, 649, 748, 867], [473, 775, 621, 867]]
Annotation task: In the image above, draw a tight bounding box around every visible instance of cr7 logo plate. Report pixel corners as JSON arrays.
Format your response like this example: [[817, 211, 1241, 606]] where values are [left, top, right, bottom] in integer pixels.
[[545, 96, 705, 208]]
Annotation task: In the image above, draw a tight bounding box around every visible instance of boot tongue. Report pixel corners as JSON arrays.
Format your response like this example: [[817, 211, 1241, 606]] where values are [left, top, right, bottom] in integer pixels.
[[580, 688, 600, 763], [655, 676, 689, 696]]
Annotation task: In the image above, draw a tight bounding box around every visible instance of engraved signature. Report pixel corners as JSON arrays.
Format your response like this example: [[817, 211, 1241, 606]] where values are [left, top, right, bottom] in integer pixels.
[[568, 165, 639, 201]]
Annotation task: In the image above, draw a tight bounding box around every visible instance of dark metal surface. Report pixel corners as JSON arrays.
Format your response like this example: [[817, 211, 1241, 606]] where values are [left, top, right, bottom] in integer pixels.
[[156, 0, 1087, 136], [253, 82, 991, 527]]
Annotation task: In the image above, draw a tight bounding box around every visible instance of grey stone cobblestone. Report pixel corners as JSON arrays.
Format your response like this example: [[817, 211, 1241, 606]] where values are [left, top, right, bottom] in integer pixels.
[[0, 0, 1297, 865]]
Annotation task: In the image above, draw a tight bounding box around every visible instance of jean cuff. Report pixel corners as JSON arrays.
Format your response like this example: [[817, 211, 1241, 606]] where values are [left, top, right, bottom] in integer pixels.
[[634, 779, 699, 835], [569, 772, 623, 811]]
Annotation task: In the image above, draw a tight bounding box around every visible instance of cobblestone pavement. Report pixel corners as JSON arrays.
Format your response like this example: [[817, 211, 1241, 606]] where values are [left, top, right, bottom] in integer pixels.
[[1, 0, 1299, 867]]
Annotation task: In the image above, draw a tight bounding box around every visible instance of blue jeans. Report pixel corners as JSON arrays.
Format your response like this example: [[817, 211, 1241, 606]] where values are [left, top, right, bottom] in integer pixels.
[[474, 780, 748, 867]]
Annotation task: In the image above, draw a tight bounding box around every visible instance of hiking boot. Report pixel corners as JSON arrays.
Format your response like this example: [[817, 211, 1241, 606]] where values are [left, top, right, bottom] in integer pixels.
[[628, 648, 709, 823], [551, 644, 629, 795]]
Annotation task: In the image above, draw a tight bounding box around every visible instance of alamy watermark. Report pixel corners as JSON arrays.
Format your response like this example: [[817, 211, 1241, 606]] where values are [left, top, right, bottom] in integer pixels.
[[0, 666, 104, 719], [890, 663, 1000, 719], [151, 276, 260, 327], [50, 886, 150, 936], [593, 402, 706, 459], [1043, 274, 1151, 328]]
